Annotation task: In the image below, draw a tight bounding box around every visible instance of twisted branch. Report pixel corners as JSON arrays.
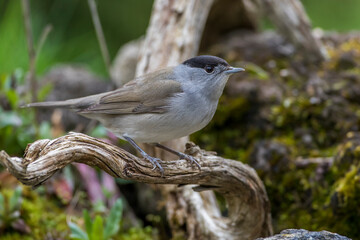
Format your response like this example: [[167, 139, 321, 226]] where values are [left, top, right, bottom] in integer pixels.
[[0, 132, 272, 239]]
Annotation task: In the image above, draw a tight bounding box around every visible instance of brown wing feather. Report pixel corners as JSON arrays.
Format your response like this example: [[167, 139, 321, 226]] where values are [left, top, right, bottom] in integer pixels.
[[78, 75, 183, 115]]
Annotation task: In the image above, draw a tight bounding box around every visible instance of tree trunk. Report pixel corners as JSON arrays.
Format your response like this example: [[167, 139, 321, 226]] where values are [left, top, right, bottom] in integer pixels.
[[243, 0, 328, 63], [129, 0, 272, 239]]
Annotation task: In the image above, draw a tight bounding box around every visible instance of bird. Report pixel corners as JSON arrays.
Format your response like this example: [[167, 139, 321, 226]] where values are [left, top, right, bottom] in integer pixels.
[[24, 55, 245, 175]]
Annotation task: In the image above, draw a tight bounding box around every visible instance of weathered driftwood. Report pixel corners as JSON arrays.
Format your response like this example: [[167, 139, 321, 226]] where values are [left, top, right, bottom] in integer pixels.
[[0, 132, 272, 239], [136, 0, 214, 75], [243, 0, 328, 63]]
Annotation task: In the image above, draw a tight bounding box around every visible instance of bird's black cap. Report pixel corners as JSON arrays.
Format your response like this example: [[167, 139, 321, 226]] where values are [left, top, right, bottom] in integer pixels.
[[183, 55, 230, 69]]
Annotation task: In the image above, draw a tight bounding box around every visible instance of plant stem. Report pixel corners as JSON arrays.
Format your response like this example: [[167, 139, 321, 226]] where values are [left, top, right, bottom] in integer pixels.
[[36, 24, 53, 63], [21, 0, 37, 103], [87, 0, 112, 77]]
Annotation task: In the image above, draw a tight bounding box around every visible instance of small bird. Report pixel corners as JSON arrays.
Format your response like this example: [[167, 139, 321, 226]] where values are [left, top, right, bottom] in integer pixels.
[[25, 55, 244, 175]]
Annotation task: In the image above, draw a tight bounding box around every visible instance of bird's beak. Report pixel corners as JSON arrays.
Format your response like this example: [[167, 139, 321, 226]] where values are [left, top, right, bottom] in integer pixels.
[[225, 67, 245, 74]]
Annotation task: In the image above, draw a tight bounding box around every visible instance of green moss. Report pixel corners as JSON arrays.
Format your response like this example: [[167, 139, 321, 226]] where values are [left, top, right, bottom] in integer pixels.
[[0, 187, 69, 239], [334, 165, 360, 203], [0, 232, 33, 240], [119, 226, 155, 240]]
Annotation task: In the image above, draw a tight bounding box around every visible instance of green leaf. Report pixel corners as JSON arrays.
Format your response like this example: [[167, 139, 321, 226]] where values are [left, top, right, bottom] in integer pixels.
[[38, 121, 52, 139], [0, 110, 22, 128], [104, 199, 123, 239], [89, 125, 107, 138], [0, 74, 11, 91], [9, 186, 22, 212], [93, 200, 106, 214], [102, 187, 113, 200], [5, 89, 18, 109], [0, 75, 6, 90], [245, 63, 269, 80], [83, 210, 92, 236], [68, 221, 89, 240], [90, 215, 104, 240]]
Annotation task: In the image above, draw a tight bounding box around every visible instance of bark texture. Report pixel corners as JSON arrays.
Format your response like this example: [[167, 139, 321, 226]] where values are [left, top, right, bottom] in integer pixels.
[[243, 0, 328, 63], [136, 0, 214, 75], [0, 132, 272, 239]]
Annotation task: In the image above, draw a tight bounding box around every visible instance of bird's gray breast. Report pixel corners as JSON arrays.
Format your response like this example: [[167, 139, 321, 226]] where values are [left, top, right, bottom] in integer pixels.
[[168, 91, 218, 134]]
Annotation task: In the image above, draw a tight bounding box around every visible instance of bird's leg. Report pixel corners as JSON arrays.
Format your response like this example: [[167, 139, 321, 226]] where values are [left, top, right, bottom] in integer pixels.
[[123, 136, 164, 176], [154, 143, 201, 170]]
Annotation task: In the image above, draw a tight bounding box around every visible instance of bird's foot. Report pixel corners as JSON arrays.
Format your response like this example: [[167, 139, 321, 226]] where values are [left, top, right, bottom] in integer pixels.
[[178, 153, 201, 170], [143, 155, 164, 176]]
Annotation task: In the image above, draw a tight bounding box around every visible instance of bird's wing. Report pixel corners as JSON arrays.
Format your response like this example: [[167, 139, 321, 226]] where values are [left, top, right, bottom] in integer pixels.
[[78, 78, 183, 115]]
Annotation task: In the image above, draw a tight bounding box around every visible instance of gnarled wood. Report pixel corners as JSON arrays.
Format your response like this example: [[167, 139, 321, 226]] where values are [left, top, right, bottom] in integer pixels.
[[243, 0, 328, 63], [136, 0, 214, 75], [0, 132, 272, 239]]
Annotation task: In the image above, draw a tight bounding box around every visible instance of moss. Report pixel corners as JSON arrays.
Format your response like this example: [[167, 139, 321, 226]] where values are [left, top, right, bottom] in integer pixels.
[[0, 187, 69, 239], [333, 165, 360, 203], [0, 232, 33, 240], [119, 226, 155, 240]]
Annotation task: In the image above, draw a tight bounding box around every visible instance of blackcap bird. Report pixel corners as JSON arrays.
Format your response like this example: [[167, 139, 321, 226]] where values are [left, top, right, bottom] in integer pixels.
[[24, 55, 244, 175]]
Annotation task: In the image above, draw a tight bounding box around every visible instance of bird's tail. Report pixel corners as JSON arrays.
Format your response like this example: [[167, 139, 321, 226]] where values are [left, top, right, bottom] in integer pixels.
[[21, 93, 102, 110], [23, 100, 75, 109]]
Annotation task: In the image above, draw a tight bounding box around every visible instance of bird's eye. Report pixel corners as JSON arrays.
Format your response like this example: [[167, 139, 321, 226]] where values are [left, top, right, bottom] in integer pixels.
[[204, 65, 215, 73]]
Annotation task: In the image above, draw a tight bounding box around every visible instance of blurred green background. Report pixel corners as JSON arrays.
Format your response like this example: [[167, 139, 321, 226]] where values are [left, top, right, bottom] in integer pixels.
[[0, 0, 153, 76], [1, 0, 360, 77]]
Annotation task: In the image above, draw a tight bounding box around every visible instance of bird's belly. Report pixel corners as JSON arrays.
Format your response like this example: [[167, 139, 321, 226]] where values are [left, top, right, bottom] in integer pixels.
[[102, 106, 215, 143]]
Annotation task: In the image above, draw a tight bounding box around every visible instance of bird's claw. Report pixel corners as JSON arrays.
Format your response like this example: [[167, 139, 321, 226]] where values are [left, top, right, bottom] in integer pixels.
[[178, 153, 201, 170], [144, 155, 164, 176]]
